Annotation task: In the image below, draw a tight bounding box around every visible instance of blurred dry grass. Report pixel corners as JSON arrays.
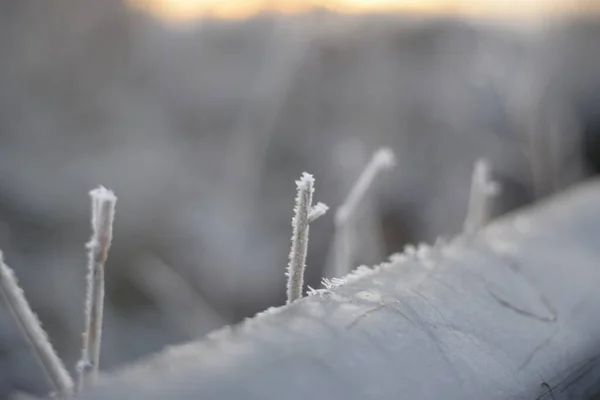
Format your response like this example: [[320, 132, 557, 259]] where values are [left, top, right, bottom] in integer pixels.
[[0, 1, 598, 397]]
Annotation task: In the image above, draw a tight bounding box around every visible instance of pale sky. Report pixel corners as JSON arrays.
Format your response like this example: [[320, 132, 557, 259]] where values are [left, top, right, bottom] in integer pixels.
[[127, 0, 598, 21]]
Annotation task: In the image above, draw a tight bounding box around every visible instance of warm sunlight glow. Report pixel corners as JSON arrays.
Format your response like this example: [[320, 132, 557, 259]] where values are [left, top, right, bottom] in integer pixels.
[[128, 0, 600, 22]]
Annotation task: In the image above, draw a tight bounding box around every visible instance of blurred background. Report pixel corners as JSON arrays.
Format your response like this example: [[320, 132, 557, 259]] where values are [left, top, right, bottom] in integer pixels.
[[0, 0, 599, 397]]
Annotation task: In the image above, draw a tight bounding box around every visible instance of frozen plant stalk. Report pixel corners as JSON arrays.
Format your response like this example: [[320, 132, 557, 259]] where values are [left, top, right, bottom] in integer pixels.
[[464, 158, 500, 234], [334, 147, 396, 277], [286, 173, 327, 304], [77, 186, 117, 392], [0, 252, 73, 396]]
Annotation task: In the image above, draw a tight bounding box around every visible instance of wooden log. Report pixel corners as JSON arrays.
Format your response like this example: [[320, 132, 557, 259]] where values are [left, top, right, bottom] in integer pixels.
[[80, 180, 600, 400]]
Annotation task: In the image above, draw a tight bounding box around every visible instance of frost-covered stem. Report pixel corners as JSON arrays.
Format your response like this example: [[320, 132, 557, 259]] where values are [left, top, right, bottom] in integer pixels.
[[0, 252, 73, 396], [286, 173, 318, 304], [77, 187, 116, 392], [334, 147, 396, 277], [464, 158, 500, 234]]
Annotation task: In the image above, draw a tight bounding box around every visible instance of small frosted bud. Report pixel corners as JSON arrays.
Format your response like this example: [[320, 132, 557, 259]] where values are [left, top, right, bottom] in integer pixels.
[[373, 147, 396, 170], [308, 202, 329, 222]]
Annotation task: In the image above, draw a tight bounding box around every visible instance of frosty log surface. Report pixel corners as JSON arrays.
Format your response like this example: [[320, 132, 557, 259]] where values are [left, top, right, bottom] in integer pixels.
[[80, 180, 600, 400]]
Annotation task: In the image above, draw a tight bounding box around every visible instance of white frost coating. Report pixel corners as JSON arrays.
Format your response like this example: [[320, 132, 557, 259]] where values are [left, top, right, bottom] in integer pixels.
[[0, 252, 73, 395], [373, 147, 396, 169], [308, 202, 329, 223], [487, 237, 519, 256], [388, 253, 408, 263], [253, 306, 287, 320], [308, 265, 377, 296], [334, 147, 396, 277], [464, 158, 501, 234], [355, 290, 382, 302], [513, 216, 533, 233], [403, 244, 417, 257], [204, 325, 233, 342], [321, 277, 346, 290], [391, 242, 437, 264], [78, 186, 117, 392], [416, 243, 432, 260], [310, 238, 449, 297], [286, 173, 315, 304]]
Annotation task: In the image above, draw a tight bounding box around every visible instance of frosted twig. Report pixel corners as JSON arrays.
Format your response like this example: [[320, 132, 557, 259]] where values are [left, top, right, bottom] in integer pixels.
[[308, 202, 329, 223], [464, 158, 500, 234], [334, 147, 396, 277], [0, 252, 73, 396], [77, 186, 116, 392], [286, 173, 327, 304]]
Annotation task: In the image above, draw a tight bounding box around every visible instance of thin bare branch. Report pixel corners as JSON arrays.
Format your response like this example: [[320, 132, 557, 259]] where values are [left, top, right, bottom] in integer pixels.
[[464, 158, 501, 234], [0, 252, 73, 396], [286, 173, 327, 304], [77, 186, 116, 392], [286, 173, 314, 304], [333, 147, 396, 277]]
